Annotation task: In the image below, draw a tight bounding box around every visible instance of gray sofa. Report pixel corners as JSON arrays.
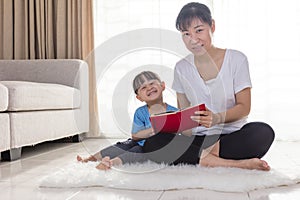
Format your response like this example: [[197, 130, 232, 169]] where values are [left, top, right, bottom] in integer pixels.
[[0, 59, 89, 161]]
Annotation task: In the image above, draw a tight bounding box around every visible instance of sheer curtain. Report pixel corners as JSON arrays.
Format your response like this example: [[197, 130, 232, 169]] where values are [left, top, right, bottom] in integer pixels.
[[213, 0, 300, 141], [93, 0, 300, 140]]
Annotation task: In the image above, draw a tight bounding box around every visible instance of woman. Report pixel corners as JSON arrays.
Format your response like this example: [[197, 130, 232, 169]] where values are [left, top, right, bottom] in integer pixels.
[[143, 2, 274, 171]]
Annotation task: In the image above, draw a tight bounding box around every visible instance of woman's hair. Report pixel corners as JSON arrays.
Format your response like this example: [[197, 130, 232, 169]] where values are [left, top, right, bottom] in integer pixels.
[[176, 2, 212, 31], [133, 71, 161, 94]]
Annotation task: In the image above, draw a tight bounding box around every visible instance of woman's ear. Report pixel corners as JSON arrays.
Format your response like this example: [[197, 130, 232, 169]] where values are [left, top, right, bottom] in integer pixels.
[[211, 19, 215, 33]]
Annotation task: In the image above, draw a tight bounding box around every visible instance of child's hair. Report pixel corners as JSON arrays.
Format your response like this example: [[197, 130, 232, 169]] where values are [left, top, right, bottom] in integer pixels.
[[133, 71, 162, 94], [176, 2, 212, 31]]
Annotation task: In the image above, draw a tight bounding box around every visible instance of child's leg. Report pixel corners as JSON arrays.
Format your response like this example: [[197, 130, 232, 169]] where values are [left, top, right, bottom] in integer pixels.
[[77, 152, 102, 162], [117, 145, 147, 164], [100, 138, 137, 159], [77, 138, 134, 163], [95, 145, 146, 170], [96, 156, 122, 170]]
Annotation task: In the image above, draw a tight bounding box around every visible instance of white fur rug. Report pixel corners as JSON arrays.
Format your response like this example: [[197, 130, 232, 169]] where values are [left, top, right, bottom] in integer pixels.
[[39, 161, 300, 192]]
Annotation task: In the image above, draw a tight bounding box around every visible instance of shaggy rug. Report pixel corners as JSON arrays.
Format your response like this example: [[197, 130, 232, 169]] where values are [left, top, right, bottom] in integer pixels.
[[39, 161, 300, 192]]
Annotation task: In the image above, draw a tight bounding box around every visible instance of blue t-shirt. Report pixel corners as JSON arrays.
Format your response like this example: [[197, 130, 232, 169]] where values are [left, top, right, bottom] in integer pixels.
[[132, 103, 178, 146]]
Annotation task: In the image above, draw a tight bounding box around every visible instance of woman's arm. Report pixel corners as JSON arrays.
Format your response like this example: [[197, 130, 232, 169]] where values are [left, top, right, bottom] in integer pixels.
[[222, 87, 251, 122], [176, 92, 191, 109]]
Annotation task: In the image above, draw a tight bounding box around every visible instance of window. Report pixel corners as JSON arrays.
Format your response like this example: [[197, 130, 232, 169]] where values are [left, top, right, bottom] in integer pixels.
[[93, 0, 300, 140]]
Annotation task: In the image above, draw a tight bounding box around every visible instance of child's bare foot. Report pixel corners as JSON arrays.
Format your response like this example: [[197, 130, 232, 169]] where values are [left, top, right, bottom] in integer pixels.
[[96, 156, 112, 170], [77, 155, 97, 163]]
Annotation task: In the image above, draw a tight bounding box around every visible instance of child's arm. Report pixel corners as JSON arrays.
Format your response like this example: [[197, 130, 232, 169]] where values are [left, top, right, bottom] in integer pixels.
[[181, 129, 193, 137], [132, 127, 154, 141]]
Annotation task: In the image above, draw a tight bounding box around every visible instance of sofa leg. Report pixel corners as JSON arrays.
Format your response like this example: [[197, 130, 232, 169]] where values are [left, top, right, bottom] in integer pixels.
[[1, 148, 22, 161], [72, 134, 84, 142]]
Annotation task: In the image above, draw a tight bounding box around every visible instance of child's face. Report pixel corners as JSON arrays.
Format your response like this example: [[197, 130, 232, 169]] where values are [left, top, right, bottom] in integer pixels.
[[136, 79, 165, 103]]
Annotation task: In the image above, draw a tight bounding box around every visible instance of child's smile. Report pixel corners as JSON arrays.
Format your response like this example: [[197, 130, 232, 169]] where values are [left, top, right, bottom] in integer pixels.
[[146, 88, 158, 97]]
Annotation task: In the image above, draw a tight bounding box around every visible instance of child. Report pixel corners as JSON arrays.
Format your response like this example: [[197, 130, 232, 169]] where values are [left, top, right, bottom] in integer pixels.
[[77, 71, 177, 170]]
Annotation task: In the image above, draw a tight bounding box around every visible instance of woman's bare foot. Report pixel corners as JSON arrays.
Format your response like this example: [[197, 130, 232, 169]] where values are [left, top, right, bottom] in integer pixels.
[[200, 152, 271, 171], [77, 155, 97, 163], [96, 156, 112, 170], [200, 142, 271, 171], [239, 158, 270, 171]]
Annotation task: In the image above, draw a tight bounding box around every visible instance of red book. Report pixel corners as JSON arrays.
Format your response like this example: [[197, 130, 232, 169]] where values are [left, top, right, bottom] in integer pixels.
[[150, 104, 206, 134]]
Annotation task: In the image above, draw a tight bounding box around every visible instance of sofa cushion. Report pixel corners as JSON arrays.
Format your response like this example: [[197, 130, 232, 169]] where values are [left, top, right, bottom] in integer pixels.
[[0, 81, 81, 111], [0, 83, 8, 111], [10, 110, 81, 148]]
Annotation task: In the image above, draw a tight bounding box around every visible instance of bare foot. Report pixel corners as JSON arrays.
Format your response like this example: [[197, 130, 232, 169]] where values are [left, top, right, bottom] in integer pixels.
[[96, 156, 112, 170], [200, 152, 271, 171], [77, 155, 97, 163], [240, 158, 271, 171]]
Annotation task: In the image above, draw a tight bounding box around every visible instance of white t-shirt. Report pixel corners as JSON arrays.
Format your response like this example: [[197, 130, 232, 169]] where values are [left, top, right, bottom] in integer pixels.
[[172, 49, 252, 136]]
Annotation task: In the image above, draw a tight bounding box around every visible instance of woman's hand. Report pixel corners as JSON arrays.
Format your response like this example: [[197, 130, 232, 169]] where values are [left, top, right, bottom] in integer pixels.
[[190, 108, 222, 128]]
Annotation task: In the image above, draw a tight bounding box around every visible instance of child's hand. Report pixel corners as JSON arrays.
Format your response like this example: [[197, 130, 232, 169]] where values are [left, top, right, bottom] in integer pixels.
[[149, 128, 155, 137]]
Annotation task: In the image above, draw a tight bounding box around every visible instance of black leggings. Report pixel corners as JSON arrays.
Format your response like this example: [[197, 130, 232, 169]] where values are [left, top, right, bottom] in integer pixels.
[[100, 139, 148, 164], [142, 122, 275, 165]]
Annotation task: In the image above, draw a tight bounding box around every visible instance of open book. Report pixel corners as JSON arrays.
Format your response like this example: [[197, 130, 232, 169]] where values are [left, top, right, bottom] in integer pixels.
[[150, 104, 206, 134]]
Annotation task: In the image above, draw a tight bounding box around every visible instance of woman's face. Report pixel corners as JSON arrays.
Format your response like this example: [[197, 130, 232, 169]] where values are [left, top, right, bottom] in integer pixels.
[[180, 18, 215, 56]]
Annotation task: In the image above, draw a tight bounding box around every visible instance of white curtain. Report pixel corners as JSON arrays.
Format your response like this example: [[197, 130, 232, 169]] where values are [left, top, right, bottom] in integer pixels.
[[213, 0, 300, 141], [93, 0, 300, 140]]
